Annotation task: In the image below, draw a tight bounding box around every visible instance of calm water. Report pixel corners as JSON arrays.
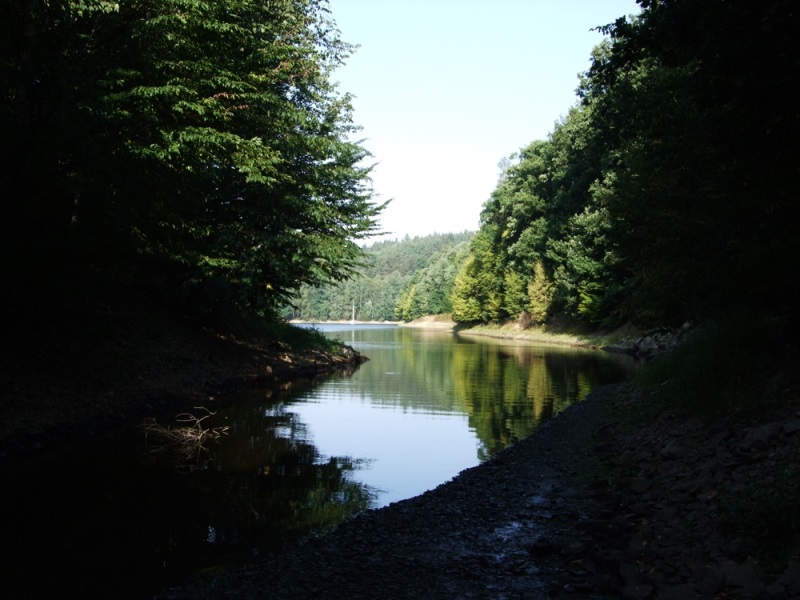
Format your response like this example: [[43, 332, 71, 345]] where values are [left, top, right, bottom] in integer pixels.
[[3, 324, 634, 597]]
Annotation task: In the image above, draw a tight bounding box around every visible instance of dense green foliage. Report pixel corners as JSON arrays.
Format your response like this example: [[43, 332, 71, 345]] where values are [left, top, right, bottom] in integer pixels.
[[2, 0, 383, 318], [7, 0, 796, 335], [287, 231, 472, 321], [456, 0, 799, 331]]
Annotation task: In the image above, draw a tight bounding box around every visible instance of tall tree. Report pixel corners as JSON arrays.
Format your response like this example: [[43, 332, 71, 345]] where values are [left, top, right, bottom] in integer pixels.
[[458, 0, 799, 330], [584, 0, 800, 326], [1, 0, 383, 316], [457, 103, 624, 327]]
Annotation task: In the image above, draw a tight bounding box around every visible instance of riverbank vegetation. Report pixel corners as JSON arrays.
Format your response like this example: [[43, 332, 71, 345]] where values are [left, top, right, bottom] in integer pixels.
[[295, 0, 798, 359], [3, 0, 384, 327], [451, 0, 797, 337], [5, 1, 797, 357], [2, 0, 381, 455]]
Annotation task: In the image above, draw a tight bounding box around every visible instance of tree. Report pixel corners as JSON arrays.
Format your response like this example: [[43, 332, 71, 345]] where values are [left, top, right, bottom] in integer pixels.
[[583, 0, 800, 326], [394, 284, 417, 321], [526, 260, 554, 325], [447, 0, 799, 332], [291, 232, 473, 322], [502, 269, 527, 317], [1, 0, 384, 317], [393, 240, 469, 321], [456, 101, 624, 327], [451, 256, 483, 323]]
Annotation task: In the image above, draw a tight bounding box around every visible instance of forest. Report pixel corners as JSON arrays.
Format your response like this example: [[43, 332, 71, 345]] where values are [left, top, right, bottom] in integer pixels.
[[285, 231, 472, 322], [450, 0, 798, 333], [294, 0, 798, 339], [4, 1, 800, 590], [3, 0, 797, 337]]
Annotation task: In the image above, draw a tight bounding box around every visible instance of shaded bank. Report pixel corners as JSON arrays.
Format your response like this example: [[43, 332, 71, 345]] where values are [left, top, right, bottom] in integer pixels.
[[1, 280, 366, 463]]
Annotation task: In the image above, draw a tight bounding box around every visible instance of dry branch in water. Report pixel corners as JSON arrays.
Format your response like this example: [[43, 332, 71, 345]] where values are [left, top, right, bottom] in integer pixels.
[[141, 406, 229, 464]]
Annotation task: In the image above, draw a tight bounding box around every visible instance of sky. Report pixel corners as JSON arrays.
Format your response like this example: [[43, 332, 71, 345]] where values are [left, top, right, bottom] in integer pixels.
[[327, 0, 641, 242]]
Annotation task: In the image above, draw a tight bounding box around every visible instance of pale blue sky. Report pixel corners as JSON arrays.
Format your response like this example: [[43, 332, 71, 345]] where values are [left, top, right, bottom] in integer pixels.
[[327, 0, 640, 242]]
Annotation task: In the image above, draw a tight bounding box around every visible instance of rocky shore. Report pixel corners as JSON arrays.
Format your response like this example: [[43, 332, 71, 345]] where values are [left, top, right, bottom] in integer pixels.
[[158, 384, 800, 600], [4, 284, 798, 598]]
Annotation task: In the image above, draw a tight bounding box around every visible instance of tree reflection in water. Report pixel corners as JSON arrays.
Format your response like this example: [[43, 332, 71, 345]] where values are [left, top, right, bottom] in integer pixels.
[[145, 392, 379, 576], [4, 326, 632, 599]]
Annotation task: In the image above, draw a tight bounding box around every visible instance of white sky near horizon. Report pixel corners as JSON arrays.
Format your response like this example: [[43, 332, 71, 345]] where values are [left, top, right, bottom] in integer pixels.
[[327, 0, 641, 243]]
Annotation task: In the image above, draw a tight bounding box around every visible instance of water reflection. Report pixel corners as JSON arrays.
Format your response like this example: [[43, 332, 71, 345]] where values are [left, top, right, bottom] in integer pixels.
[[274, 324, 634, 503], [450, 336, 626, 458], [3, 324, 634, 598], [147, 389, 380, 554]]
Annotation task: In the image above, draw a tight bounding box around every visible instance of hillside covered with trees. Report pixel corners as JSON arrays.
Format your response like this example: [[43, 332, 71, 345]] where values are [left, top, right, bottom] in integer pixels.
[[6, 0, 795, 340], [452, 0, 798, 336], [286, 231, 472, 321], [285, 0, 798, 344]]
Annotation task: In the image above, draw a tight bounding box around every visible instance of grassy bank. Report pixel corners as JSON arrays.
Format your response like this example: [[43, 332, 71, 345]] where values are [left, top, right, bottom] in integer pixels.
[[407, 314, 643, 352]]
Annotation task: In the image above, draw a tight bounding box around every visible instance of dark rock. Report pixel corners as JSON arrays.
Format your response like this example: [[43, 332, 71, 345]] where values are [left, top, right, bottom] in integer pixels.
[[576, 518, 625, 539], [630, 478, 652, 494], [739, 422, 780, 451], [560, 540, 588, 558], [776, 562, 800, 596], [659, 583, 700, 599], [782, 419, 800, 436], [719, 560, 764, 597], [660, 439, 686, 459], [622, 582, 654, 599], [692, 567, 724, 596], [619, 562, 644, 584], [764, 582, 788, 600], [592, 572, 619, 592], [590, 548, 624, 570], [527, 538, 555, 556]]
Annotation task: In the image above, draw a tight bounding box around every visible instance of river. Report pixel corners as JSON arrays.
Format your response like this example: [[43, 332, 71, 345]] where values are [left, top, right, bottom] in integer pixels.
[[4, 323, 635, 598]]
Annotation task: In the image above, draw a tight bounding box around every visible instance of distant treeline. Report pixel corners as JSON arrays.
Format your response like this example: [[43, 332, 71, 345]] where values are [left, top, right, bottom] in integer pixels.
[[285, 232, 473, 322]]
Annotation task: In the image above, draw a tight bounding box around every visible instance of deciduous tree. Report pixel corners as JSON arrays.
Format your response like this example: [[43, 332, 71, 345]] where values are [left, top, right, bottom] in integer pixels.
[[1, 0, 384, 317]]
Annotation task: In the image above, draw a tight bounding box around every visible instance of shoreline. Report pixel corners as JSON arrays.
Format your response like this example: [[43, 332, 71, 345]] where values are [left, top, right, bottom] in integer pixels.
[[7, 288, 796, 598], [290, 319, 403, 325], [158, 378, 800, 600], [402, 316, 642, 355], [2, 307, 367, 464], [158, 385, 625, 599], [290, 316, 644, 356]]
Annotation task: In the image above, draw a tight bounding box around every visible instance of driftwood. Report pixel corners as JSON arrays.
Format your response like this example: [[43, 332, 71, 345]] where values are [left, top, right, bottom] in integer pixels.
[[141, 406, 229, 465]]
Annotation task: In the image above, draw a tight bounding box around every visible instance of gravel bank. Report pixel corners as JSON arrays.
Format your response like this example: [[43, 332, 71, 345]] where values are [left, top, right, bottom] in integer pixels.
[[158, 383, 800, 600], [158, 385, 618, 600]]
